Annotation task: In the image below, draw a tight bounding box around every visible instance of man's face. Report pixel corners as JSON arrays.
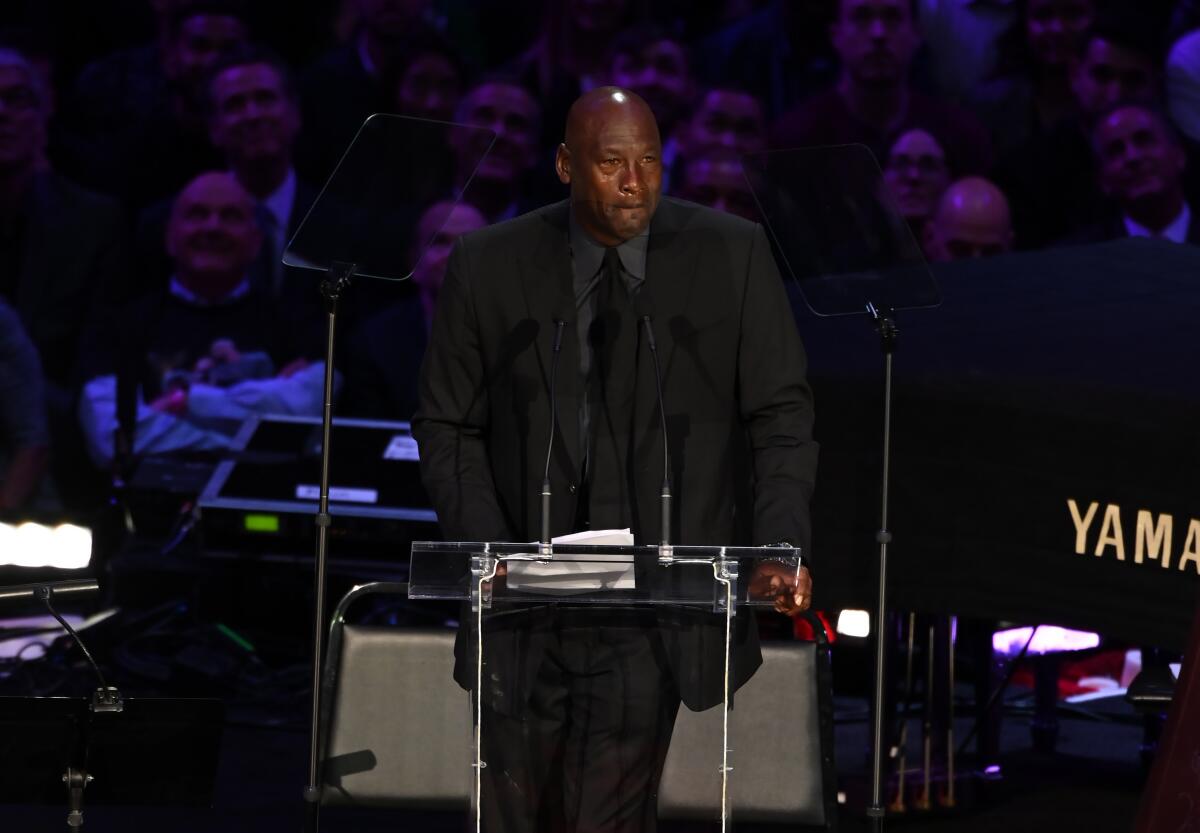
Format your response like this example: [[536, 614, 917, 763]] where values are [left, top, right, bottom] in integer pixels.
[[609, 40, 692, 133], [453, 83, 540, 186], [557, 99, 663, 246], [209, 63, 300, 164], [883, 128, 950, 221], [411, 201, 486, 297], [166, 173, 262, 287], [684, 90, 766, 157], [1026, 0, 1094, 68], [165, 13, 248, 91], [679, 155, 758, 222], [0, 66, 46, 170], [831, 0, 919, 86], [1095, 107, 1186, 205], [1071, 38, 1155, 118], [395, 52, 462, 122]]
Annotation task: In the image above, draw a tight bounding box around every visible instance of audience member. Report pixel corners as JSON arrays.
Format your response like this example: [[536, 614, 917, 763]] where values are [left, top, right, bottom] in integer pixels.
[[297, 0, 439, 182], [698, 0, 839, 119], [60, 1, 249, 206], [1167, 29, 1200, 145], [606, 26, 695, 148], [450, 79, 543, 221], [514, 0, 644, 151], [1073, 104, 1198, 244], [923, 176, 1014, 260], [675, 147, 760, 222], [995, 13, 1162, 247], [771, 0, 993, 175], [0, 49, 126, 390], [79, 172, 325, 467], [1069, 23, 1158, 120], [883, 127, 952, 241], [677, 87, 767, 157], [389, 36, 466, 122], [0, 299, 49, 514], [340, 199, 486, 419], [967, 0, 1097, 156], [917, 0, 1019, 100], [133, 46, 322, 343]]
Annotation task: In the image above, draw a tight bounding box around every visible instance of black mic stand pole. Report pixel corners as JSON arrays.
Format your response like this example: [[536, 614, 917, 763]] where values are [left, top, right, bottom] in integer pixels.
[[866, 301, 898, 832], [541, 319, 566, 556], [302, 260, 356, 833]]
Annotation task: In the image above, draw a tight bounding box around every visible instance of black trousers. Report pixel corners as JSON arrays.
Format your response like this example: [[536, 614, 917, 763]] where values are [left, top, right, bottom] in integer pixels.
[[478, 608, 681, 833]]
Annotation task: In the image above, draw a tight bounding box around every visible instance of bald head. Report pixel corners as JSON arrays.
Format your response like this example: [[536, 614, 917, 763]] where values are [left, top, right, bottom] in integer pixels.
[[924, 177, 1013, 262], [557, 87, 664, 245], [167, 171, 262, 299], [564, 86, 659, 150]]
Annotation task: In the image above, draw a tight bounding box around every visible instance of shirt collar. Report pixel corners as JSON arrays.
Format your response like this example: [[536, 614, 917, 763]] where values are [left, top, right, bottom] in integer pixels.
[[568, 208, 650, 282], [169, 274, 253, 307], [1123, 203, 1191, 244]]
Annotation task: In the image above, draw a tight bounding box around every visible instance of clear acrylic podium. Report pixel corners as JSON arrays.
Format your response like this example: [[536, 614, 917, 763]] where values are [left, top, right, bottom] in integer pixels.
[[409, 541, 805, 831]]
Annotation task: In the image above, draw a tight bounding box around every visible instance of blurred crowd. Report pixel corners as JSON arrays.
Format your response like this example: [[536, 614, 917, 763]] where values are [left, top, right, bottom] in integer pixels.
[[0, 0, 1197, 518]]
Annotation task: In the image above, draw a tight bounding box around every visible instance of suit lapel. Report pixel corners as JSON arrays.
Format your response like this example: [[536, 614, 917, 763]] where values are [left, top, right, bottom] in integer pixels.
[[520, 201, 583, 478], [643, 199, 703, 378]]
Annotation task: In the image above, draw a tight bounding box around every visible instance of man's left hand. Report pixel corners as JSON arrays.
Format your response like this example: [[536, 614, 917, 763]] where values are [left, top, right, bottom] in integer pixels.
[[749, 562, 812, 617]]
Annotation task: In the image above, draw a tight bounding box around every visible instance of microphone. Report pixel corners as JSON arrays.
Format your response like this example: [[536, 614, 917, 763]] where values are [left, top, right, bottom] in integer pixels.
[[540, 313, 569, 555], [634, 295, 672, 552]]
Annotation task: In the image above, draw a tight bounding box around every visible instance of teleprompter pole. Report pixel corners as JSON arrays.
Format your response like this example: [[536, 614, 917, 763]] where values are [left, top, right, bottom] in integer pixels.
[[302, 261, 356, 833], [866, 301, 898, 832]]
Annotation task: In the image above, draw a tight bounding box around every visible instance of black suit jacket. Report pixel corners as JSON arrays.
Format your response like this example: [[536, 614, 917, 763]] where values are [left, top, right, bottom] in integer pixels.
[[413, 197, 818, 711], [12, 172, 127, 388]]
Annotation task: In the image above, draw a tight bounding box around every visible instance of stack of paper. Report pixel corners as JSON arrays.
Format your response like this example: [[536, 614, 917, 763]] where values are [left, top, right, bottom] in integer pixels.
[[506, 529, 636, 593]]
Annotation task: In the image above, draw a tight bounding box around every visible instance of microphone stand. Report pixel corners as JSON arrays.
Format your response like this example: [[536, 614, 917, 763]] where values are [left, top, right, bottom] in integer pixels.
[[866, 301, 898, 832], [638, 313, 672, 558], [540, 319, 566, 556], [10, 580, 119, 832]]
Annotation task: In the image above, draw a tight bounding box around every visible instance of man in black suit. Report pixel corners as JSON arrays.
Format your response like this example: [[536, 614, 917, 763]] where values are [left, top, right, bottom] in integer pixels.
[[1074, 104, 1200, 245], [132, 47, 324, 353], [413, 88, 817, 833]]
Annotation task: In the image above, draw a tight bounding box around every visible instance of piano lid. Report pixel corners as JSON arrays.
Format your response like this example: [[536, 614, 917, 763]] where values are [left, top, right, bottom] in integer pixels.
[[799, 238, 1200, 648]]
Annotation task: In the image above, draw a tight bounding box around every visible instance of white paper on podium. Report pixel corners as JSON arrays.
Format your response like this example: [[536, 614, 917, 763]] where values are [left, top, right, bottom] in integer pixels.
[[506, 529, 636, 593]]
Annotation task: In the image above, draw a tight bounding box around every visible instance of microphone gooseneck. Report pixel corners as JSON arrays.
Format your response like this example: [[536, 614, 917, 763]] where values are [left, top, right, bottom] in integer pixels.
[[639, 313, 672, 548], [540, 319, 567, 553]]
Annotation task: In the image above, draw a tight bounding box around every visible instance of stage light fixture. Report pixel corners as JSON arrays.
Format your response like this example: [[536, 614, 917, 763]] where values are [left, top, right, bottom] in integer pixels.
[[0, 522, 92, 569], [836, 609, 870, 638]]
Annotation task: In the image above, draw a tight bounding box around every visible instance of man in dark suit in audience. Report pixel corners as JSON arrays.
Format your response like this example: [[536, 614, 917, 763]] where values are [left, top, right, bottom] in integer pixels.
[[133, 46, 323, 351], [413, 87, 817, 833], [771, 0, 993, 175], [1071, 104, 1200, 245], [339, 199, 486, 420], [60, 0, 249, 207]]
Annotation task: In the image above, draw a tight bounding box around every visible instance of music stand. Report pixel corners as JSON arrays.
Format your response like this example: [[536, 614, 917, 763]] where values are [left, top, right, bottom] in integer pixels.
[[742, 144, 942, 831], [280, 114, 496, 833]]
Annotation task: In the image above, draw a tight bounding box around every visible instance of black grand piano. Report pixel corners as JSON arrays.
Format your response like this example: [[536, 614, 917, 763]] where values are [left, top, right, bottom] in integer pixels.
[[800, 237, 1200, 650]]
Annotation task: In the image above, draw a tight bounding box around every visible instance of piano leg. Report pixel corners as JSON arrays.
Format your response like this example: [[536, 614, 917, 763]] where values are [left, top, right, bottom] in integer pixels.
[[1031, 653, 1060, 753], [941, 616, 957, 808], [915, 622, 935, 811], [889, 612, 918, 813]]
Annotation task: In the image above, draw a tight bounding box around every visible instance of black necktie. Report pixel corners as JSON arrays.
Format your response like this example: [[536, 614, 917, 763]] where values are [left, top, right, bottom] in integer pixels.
[[583, 247, 639, 528]]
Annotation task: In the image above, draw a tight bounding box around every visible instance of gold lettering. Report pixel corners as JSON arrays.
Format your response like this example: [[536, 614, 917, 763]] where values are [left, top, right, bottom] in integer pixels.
[[1068, 500, 1099, 555], [1094, 504, 1125, 561], [1135, 510, 1174, 568], [1179, 520, 1200, 575]]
